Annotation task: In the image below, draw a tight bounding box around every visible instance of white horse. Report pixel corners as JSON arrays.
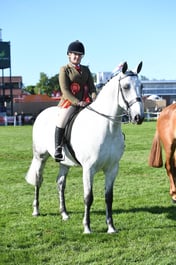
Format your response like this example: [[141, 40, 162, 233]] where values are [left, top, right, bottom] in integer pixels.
[[26, 62, 144, 233]]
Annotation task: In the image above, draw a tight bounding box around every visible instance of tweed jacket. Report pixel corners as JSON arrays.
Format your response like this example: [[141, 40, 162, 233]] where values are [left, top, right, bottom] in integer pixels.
[[58, 63, 96, 107]]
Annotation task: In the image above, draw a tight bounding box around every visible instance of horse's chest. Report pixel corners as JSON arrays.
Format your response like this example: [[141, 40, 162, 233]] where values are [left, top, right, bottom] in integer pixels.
[[99, 135, 125, 160]]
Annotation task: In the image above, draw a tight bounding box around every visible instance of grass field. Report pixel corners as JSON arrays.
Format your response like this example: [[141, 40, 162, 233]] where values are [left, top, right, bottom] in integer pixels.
[[0, 122, 176, 265]]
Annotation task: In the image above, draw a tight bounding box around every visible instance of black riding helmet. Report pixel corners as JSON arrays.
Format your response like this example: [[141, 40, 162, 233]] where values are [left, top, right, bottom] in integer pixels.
[[67, 40, 85, 55]]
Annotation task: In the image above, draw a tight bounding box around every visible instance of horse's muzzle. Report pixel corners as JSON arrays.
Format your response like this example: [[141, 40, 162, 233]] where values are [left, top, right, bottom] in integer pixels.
[[133, 114, 144, 124]]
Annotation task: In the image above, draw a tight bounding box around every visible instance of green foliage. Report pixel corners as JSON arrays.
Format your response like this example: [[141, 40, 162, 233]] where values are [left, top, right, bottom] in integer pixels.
[[25, 73, 60, 96], [23, 85, 35, 95], [48, 74, 61, 95], [0, 122, 176, 265], [35, 72, 50, 95]]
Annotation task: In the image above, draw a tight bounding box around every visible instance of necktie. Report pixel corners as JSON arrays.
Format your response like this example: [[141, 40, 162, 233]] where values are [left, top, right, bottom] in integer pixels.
[[75, 65, 81, 73]]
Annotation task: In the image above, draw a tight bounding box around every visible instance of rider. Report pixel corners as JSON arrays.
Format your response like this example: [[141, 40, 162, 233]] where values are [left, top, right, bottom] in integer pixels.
[[54, 40, 97, 162]]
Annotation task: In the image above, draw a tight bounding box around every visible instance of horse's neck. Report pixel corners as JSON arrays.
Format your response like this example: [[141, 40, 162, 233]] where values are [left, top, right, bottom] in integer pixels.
[[93, 78, 122, 117]]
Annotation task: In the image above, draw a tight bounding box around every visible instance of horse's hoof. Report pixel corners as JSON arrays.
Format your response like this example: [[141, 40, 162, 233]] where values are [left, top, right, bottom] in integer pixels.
[[107, 226, 117, 234], [61, 212, 69, 221], [32, 212, 40, 216], [83, 226, 92, 234], [32, 210, 40, 217]]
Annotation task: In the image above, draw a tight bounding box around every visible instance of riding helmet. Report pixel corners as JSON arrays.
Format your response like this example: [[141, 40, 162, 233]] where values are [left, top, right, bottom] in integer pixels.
[[67, 40, 85, 55]]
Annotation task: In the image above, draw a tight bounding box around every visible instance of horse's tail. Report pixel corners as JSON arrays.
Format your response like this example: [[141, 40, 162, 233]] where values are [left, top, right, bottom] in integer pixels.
[[148, 131, 163, 167]]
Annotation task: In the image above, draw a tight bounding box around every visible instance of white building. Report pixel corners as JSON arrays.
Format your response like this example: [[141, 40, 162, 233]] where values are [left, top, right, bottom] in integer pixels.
[[142, 80, 176, 105]]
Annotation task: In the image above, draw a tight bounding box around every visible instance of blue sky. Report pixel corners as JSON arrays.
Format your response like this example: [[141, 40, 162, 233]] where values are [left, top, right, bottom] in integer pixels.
[[1, 0, 176, 86]]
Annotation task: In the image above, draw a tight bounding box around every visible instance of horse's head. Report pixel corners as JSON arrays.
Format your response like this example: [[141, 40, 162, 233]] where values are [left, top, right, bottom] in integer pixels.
[[118, 62, 144, 124]]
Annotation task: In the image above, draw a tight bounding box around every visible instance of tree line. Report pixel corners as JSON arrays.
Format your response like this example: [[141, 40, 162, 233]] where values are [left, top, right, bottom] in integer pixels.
[[24, 73, 60, 96]]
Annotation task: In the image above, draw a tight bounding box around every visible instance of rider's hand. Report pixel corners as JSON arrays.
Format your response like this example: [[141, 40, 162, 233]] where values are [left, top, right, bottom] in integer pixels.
[[77, 101, 88, 107]]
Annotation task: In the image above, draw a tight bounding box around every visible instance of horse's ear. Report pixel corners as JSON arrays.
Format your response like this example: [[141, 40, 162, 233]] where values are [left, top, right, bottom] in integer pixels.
[[122, 62, 128, 74], [136, 61, 143, 74]]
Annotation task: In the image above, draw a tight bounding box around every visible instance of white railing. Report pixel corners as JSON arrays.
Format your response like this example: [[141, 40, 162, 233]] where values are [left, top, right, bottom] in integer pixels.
[[145, 111, 160, 121]]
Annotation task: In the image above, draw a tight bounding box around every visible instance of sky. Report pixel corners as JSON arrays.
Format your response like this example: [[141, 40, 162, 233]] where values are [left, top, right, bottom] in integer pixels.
[[1, 0, 176, 86]]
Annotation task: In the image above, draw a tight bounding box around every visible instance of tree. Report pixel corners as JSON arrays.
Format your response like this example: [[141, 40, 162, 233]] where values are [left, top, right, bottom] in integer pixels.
[[24, 73, 61, 96], [48, 74, 60, 96], [24, 85, 35, 94], [35, 72, 49, 95]]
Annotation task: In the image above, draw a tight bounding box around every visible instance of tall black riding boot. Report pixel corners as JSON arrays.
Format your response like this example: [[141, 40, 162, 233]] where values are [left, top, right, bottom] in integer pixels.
[[54, 127, 65, 162]]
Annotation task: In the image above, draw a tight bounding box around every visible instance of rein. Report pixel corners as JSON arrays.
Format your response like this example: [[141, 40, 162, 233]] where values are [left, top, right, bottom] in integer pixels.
[[86, 105, 127, 123]]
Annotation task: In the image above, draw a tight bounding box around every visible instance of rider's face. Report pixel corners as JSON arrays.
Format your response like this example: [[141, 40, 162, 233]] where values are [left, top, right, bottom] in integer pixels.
[[68, 52, 83, 65]]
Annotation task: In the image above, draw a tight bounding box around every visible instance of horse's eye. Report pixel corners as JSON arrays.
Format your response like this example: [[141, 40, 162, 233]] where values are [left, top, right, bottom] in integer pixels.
[[124, 84, 130, 90]]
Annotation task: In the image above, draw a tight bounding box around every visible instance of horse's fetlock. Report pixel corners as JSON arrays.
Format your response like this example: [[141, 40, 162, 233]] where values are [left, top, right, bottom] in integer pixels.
[[33, 199, 39, 208]]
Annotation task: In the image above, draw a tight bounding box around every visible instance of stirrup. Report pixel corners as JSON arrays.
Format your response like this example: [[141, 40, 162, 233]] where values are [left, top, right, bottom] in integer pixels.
[[55, 146, 64, 162]]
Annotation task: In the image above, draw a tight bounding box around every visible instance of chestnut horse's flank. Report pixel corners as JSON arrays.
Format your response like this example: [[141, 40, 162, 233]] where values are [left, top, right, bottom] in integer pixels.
[[148, 103, 176, 202]]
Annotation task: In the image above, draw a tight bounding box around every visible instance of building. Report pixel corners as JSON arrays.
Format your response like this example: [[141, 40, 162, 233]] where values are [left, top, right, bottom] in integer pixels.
[[142, 80, 176, 105], [0, 76, 23, 113], [13, 94, 59, 118]]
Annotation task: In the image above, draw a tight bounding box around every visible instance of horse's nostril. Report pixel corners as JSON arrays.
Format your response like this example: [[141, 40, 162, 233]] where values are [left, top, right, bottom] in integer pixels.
[[134, 114, 144, 124]]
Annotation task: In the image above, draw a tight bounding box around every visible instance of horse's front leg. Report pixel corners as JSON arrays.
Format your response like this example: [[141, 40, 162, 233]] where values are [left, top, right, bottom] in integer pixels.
[[56, 164, 70, 220], [105, 186, 116, 233], [32, 186, 40, 216], [105, 167, 118, 233], [82, 169, 94, 234]]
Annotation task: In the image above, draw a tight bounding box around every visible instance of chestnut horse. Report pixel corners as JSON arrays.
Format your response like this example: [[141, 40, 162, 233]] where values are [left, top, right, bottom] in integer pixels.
[[148, 103, 176, 202]]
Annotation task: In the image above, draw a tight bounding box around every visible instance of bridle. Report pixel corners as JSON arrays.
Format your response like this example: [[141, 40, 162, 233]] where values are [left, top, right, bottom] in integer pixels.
[[118, 73, 142, 110], [86, 72, 142, 122]]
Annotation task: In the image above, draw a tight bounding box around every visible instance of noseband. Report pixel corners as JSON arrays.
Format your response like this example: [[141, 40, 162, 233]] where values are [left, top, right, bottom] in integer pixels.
[[119, 73, 142, 110]]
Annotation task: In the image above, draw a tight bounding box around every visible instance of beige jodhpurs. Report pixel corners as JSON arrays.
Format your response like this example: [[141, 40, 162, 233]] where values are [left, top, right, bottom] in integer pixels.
[[56, 106, 76, 128]]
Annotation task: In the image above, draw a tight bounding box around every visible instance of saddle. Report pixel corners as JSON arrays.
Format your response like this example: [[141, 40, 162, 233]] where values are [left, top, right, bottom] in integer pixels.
[[63, 107, 83, 165]]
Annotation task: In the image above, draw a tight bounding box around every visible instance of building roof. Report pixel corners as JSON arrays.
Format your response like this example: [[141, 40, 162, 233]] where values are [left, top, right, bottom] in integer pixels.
[[0, 76, 22, 83]]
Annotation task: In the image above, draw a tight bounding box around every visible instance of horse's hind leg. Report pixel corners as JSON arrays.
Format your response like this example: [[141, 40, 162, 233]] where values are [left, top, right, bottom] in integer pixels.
[[164, 140, 176, 203], [32, 185, 40, 216], [56, 164, 70, 220], [26, 152, 49, 216], [165, 159, 176, 203]]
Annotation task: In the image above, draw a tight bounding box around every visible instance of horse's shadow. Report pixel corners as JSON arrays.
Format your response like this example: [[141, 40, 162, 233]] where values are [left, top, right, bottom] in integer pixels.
[[104, 205, 176, 221], [42, 205, 176, 222], [38, 206, 176, 234]]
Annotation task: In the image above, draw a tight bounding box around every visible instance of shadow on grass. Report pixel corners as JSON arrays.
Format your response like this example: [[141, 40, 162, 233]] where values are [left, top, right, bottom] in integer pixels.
[[114, 205, 176, 221], [91, 205, 176, 221], [40, 205, 176, 219]]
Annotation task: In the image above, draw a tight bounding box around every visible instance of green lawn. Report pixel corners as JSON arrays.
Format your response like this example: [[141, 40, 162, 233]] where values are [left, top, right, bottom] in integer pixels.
[[0, 122, 176, 265]]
